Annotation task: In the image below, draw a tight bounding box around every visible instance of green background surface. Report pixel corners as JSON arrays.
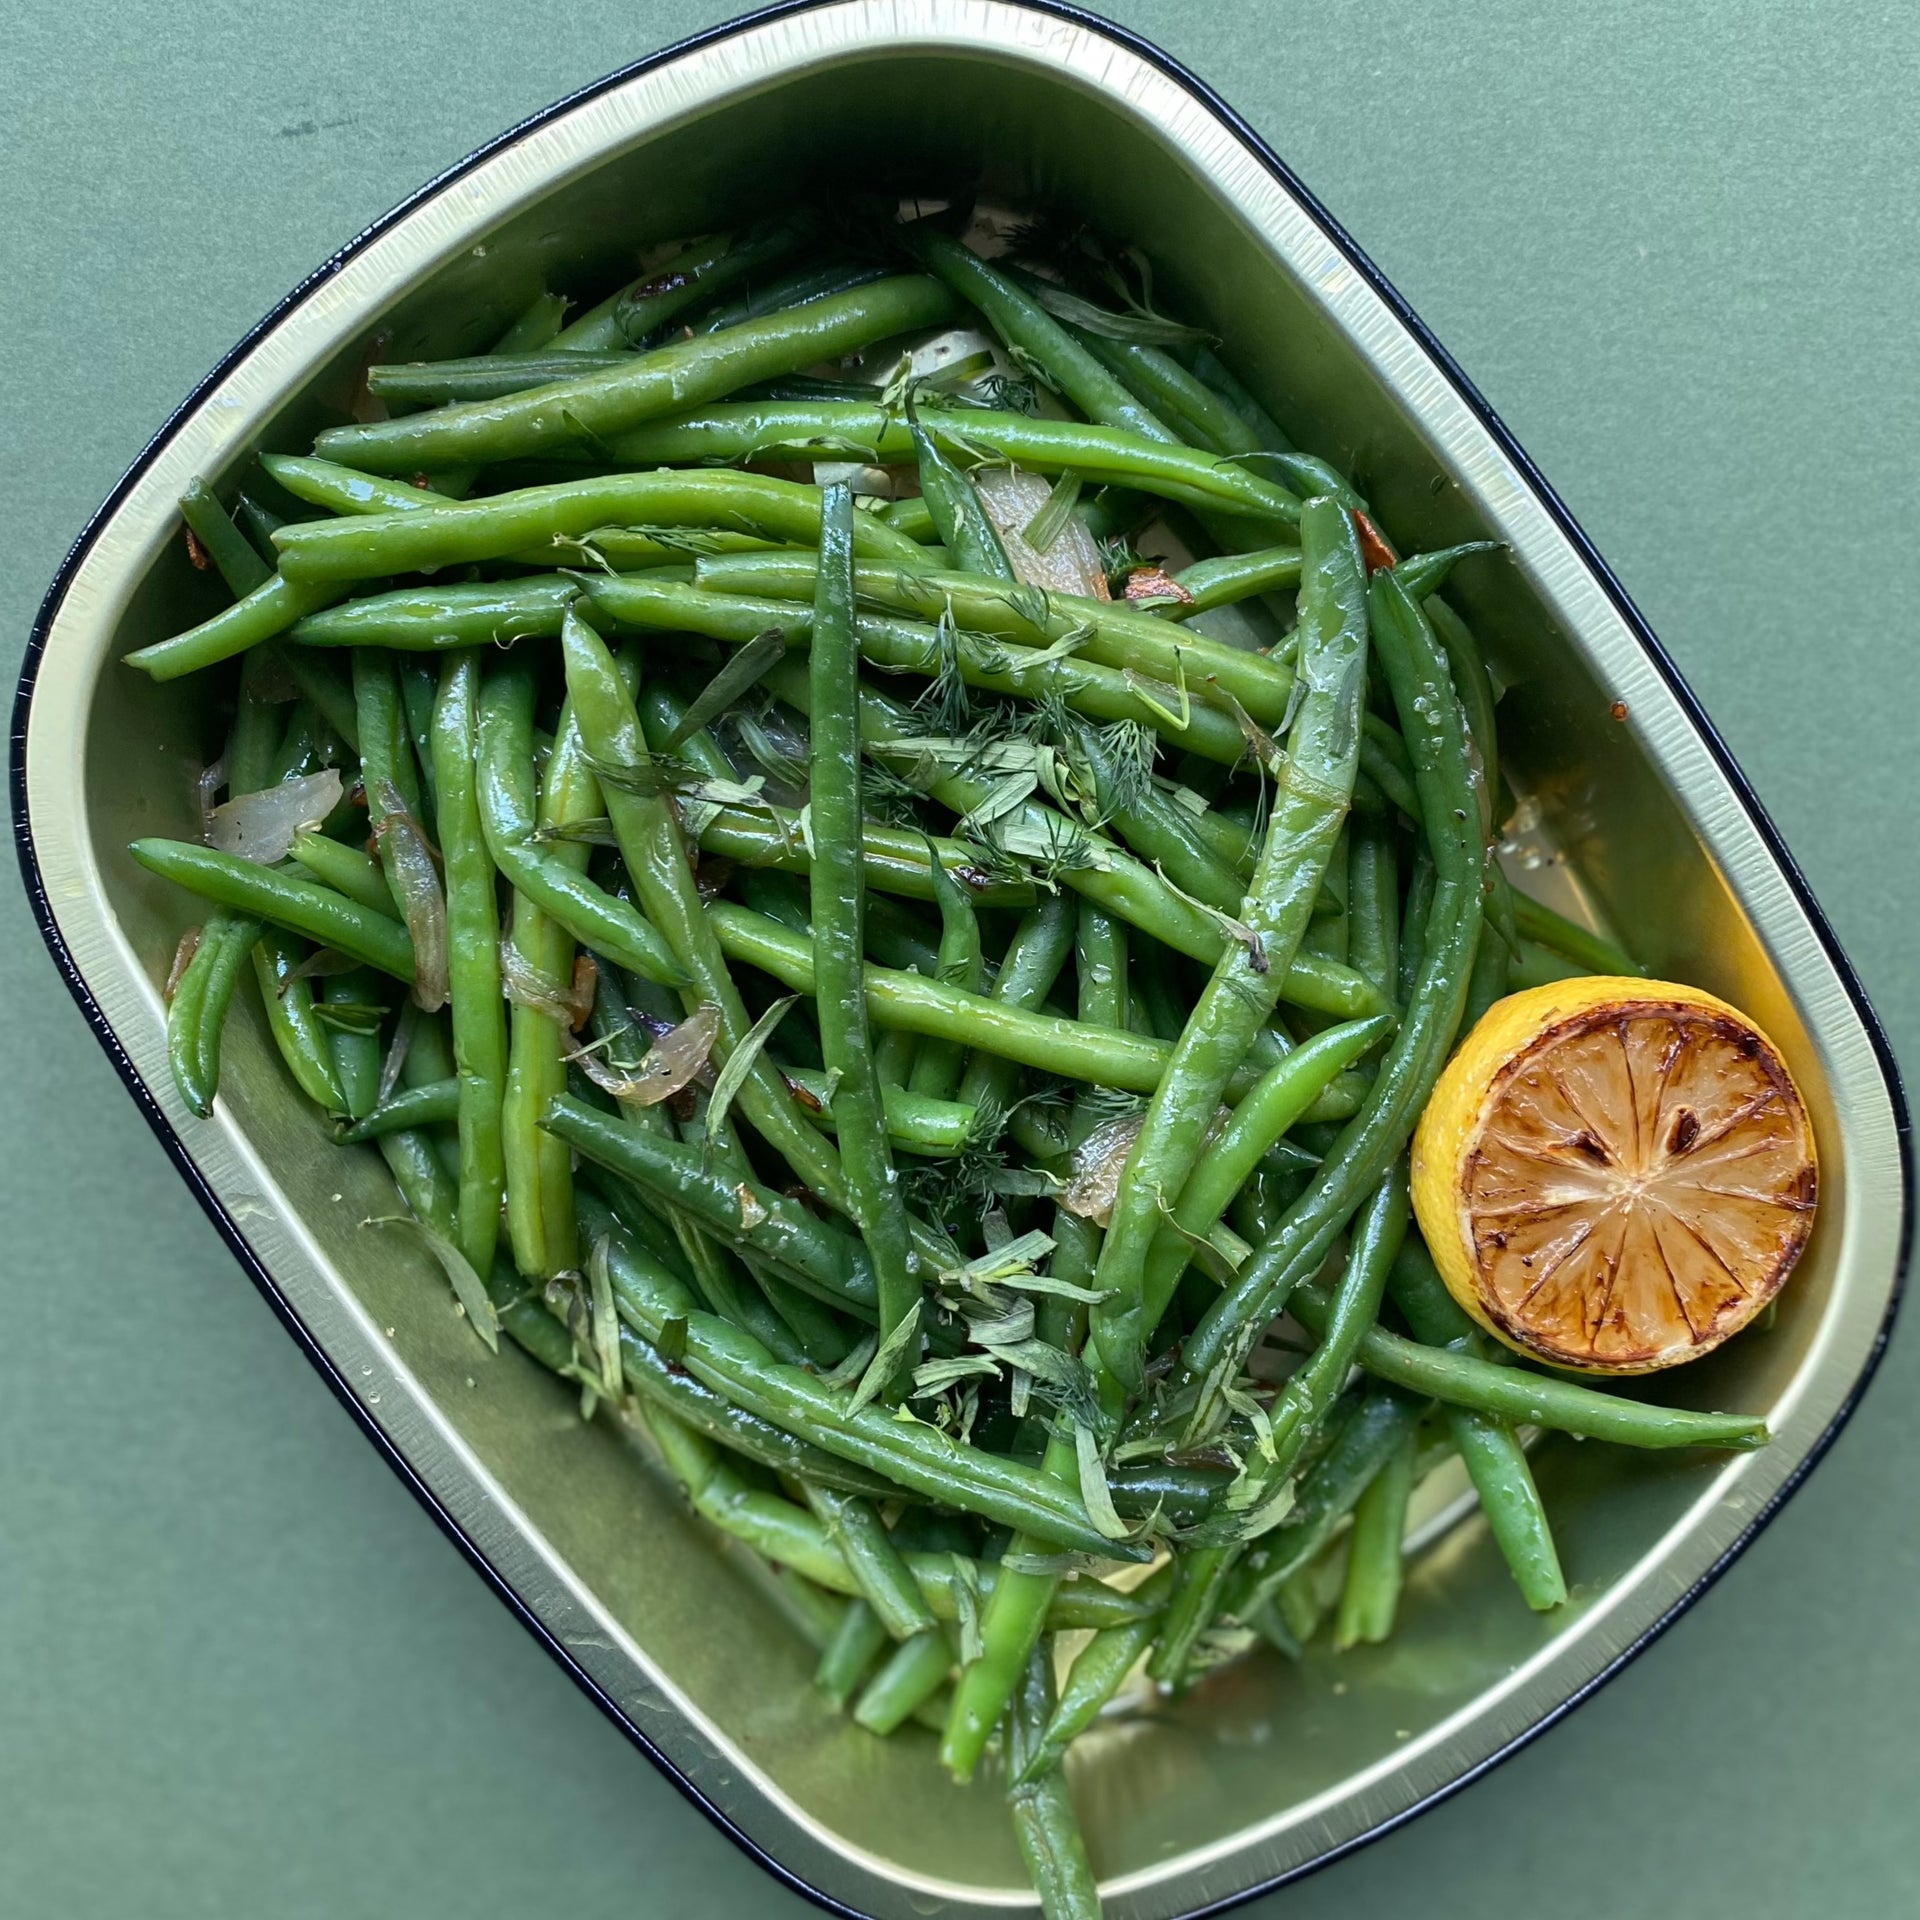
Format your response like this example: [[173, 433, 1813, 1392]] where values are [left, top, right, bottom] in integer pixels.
[[5, 2, 1916, 1914]]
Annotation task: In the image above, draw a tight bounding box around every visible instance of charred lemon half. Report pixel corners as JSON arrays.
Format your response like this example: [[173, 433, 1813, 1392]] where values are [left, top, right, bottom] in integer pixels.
[[1411, 976, 1817, 1374]]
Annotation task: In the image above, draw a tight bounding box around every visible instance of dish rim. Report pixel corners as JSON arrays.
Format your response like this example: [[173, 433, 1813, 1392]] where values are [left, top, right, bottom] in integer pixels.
[[10, 3, 1910, 1914]]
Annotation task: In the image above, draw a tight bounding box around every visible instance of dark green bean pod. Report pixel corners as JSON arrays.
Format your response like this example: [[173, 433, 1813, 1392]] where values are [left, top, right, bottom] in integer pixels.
[[805, 485, 922, 1389], [309, 275, 959, 474], [1089, 496, 1368, 1394], [1387, 1238, 1565, 1612]]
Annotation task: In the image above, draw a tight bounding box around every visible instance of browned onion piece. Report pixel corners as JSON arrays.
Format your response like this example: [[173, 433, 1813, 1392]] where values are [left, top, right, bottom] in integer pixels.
[[1059, 1112, 1145, 1228], [568, 1004, 721, 1109], [371, 778, 448, 1012]]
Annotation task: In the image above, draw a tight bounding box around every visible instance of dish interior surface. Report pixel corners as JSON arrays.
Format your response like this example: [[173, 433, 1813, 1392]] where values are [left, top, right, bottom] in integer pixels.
[[19, 7, 1905, 1917]]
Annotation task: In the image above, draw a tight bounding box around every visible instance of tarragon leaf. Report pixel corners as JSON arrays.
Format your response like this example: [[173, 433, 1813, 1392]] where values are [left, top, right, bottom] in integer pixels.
[[845, 1302, 924, 1416], [1072, 1419, 1134, 1543], [702, 995, 797, 1164], [365, 1214, 499, 1354]]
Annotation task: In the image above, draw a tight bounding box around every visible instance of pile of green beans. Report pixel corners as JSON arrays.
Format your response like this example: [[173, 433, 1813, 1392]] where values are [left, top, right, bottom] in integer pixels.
[[125, 204, 1768, 1920]]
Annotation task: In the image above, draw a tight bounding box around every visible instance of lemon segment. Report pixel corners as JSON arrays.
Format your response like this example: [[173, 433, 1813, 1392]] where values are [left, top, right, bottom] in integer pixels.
[[1411, 975, 1817, 1375]]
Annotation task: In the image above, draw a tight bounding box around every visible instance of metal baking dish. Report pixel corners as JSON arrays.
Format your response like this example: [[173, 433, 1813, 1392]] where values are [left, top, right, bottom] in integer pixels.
[[14, 3, 1908, 1914]]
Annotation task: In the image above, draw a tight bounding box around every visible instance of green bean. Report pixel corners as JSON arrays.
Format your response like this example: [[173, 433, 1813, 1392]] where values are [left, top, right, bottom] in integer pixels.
[[752, 1261, 857, 1369], [287, 832, 397, 919], [882, 494, 940, 542], [163, 909, 259, 1116], [1394, 543, 1499, 603], [1077, 322, 1366, 512], [1509, 940, 1591, 990], [940, 1426, 1076, 1783], [397, 658, 442, 831], [1179, 572, 1487, 1407], [282, 647, 361, 751], [954, 892, 1078, 1122], [1463, 866, 1515, 1029], [599, 1328, 898, 1489], [691, 800, 1037, 909], [852, 1626, 954, 1736], [376, 1017, 462, 1241], [773, 1570, 849, 1657], [604, 398, 1301, 528], [1026, 1562, 1176, 1781], [274, 465, 929, 588], [558, 612, 927, 1268], [1090, 497, 1368, 1394], [224, 648, 284, 796], [1285, 1277, 1769, 1449], [907, 396, 1014, 578], [1224, 1387, 1427, 1622], [1252, 1169, 1410, 1462], [124, 572, 344, 681], [1073, 328, 1262, 454], [585, 571, 1250, 766], [431, 653, 510, 1276], [1153, 1170, 1409, 1685], [594, 1222, 1139, 1557], [1509, 890, 1646, 978], [126, 457, 471, 680], [1171, 545, 1303, 615], [132, 843, 417, 982], [1301, 823, 1351, 966], [697, 259, 893, 338], [806, 485, 921, 1389], [816, 1600, 888, 1709], [1129, 934, 1185, 1042], [593, 1148, 813, 1365], [321, 967, 384, 1119], [179, 479, 271, 596], [1426, 594, 1500, 804], [336, 1076, 458, 1141], [854, 891, 941, 976], [1064, 714, 1245, 912], [421, 297, 577, 498], [1176, 344, 1289, 446], [640, 1398, 874, 1571], [871, 1025, 919, 1094], [1387, 1238, 1564, 1611], [1138, 1014, 1392, 1334], [310, 275, 959, 474], [907, 845, 984, 1102], [249, 926, 349, 1115], [1334, 1427, 1418, 1648], [493, 288, 570, 353], [369, 350, 631, 404], [548, 1098, 883, 1314], [782, 1069, 976, 1158], [941, 892, 1130, 1778], [1005, 1643, 1102, 1920], [474, 655, 688, 987], [709, 900, 1216, 1094], [779, 657, 1386, 1018], [291, 577, 580, 651], [500, 683, 598, 1279], [352, 652, 423, 913], [803, 1485, 938, 1642], [902, 224, 1170, 442], [1359, 732, 1422, 821], [1346, 819, 1400, 1009], [554, 213, 822, 353]]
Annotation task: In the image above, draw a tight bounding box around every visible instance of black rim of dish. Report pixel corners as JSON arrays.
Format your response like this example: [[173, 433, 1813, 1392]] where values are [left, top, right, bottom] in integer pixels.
[[11, 5, 1911, 1915]]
